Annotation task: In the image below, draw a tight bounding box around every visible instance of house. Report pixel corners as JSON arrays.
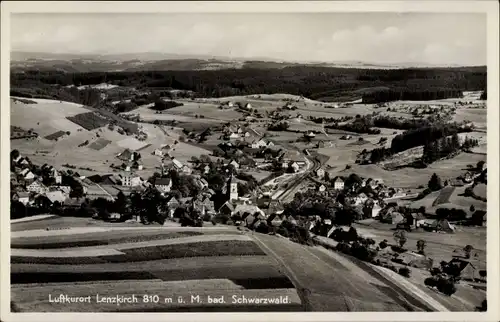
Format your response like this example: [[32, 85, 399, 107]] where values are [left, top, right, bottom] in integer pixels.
[[13, 191, 30, 205], [218, 201, 235, 218], [317, 184, 326, 192], [117, 149, 135, 162], [245, 103, 252, 109], [204, 164, 211, 174], [447, 258, 477, 281], [58, 186, 72, 194], [381, 211, 405, 224], [228, 160, 240, 170], [154, 149, 164, 157], [316, 168, 325, 179], [332, 176, 345, 190], [233, 204, 266, 219], [196, 178, 209, 190], [290, 162, 300, 173], [267, 213, 286, 227], [229, 132, 240, 139], [154, 177, 172, 194], [27, 181, 47, 194], [165, 196, 181, 218], [45, 190, 67, 204], [20, 168, 35, 181], [120, 173, 142, 187]]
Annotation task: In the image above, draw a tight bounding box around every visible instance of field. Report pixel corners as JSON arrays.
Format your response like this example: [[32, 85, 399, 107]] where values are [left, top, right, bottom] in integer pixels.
[[10, 98, 213, 178], [67, 112, 109, 131], [11, 218, 304, 312]]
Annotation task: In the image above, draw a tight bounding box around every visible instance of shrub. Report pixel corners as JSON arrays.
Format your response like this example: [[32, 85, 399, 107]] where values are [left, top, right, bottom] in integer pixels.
[[430, 267, 442, 276], [437, 278, 457, 296], [398, 267, 411, 278], [379, 240, 388, 249], [424, 277, 437, 287]]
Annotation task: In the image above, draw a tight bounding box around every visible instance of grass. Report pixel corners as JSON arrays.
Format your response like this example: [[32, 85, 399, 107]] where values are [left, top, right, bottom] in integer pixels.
[[88, 138, 112, 150], [44, 130, 67, 141], [11, 231, 204, 249], [66, 112, 109, 130], [12, 264, 294, 289], [11, 240, 266, 265], [103, 240, 266, 262]]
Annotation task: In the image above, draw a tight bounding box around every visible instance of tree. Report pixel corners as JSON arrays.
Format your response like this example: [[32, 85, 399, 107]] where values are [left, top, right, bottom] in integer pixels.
[[69, 184, 85, 200], [469, 205, 475, 213], [113, 191, 128, 214], [428, 173, 443, 191], [463, 244, 474, 259], [417, 239, 427, 255], [393, 230, 407, 249], [476, 160, 485, 171], [379, 239, 388, 249], [11, 149, 20, 161]]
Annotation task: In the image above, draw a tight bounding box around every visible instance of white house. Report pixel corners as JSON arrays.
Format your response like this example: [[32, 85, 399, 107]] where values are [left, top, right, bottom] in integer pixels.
[[318, 184, 326, 192], [251, 139, 268, 149], [372, 202, 382, 218], [229, 132, 240, 139], [290, 162, 300, 173], [204, 164, 211, 174], [316, 168, 325, 179], [245, 103, 252, 109], [16, 192, 30, 205], [52, 169, 62, 184], [27, 181, 47, 194], [354, 193, 368, 206], [197, 178, 209, 190], [154, 149, 164, 157], [121, 174, 142, 187], [332, 177, 345, 190], [20, 168, 35, 181], [229, 160, 240, 170], [154, 177, 172, 194]]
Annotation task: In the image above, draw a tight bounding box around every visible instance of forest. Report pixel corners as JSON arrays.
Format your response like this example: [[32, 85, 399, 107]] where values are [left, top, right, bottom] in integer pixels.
[[11, 65, 486, 103]]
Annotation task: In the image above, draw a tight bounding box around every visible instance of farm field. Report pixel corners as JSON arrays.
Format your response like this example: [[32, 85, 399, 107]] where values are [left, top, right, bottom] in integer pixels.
[[10, 218, 303, 312]]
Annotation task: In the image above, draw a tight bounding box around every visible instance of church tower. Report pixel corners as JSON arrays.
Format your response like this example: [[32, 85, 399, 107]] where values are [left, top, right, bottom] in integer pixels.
[[227, 175, 238, 201]]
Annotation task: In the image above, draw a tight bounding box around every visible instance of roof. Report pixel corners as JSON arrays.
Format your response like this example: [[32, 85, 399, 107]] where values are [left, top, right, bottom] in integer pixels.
[[219, 201, 235, 212], [172, 159, 183, 169], [155, 177, 171, 186], [17, 192, 30, 198], [332, 176, 345, 183], [117, 149, 133, 160], [45, 191, 66, 203], [234, 204, 265, 217], [449, 258, 476, 271]]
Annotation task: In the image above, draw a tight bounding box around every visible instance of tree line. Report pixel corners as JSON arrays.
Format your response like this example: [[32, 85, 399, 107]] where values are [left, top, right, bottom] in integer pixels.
[[11, 65, 486, 102]]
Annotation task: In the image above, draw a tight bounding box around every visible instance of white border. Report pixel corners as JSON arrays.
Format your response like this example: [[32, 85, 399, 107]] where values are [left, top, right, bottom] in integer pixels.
[[1, 1, 499, 322]]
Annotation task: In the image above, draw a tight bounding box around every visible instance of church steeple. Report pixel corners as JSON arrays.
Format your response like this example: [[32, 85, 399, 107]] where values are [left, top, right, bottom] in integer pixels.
[[227, 174, 238, 201]]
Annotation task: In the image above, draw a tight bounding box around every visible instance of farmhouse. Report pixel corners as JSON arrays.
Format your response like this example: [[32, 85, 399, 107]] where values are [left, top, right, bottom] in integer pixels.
[[45, 190, 67, 204], [27, 181, 47, 194], [153, 149, 164, 157], [447, 258, 477, 281], [12, 191, 30, 205], [228, 160, 240, 170], [116, 149, 135, 162], [20, 168, 35, 181], [317, 184, 326, 192], [120, 173, 142, 187], [316, 168, 325, 178], [332, 176, 345, 190], [154, 177, 172, 194]]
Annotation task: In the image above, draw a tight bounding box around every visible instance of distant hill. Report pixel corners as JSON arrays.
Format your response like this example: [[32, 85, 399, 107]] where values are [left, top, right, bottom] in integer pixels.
[[10, 51, 478, 73]]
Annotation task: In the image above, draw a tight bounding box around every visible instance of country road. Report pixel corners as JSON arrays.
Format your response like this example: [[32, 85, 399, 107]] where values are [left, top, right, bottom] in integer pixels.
[[250, 233, 432, 312]]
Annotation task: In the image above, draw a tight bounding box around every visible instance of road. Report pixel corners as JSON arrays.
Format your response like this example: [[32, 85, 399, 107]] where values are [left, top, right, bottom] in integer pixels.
[[277, 156, 321, 202], [250, 233, 432, 311]]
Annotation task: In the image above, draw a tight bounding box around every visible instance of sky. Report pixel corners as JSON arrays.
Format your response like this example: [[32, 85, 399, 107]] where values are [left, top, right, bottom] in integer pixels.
[[10, 13, 486, 66]]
